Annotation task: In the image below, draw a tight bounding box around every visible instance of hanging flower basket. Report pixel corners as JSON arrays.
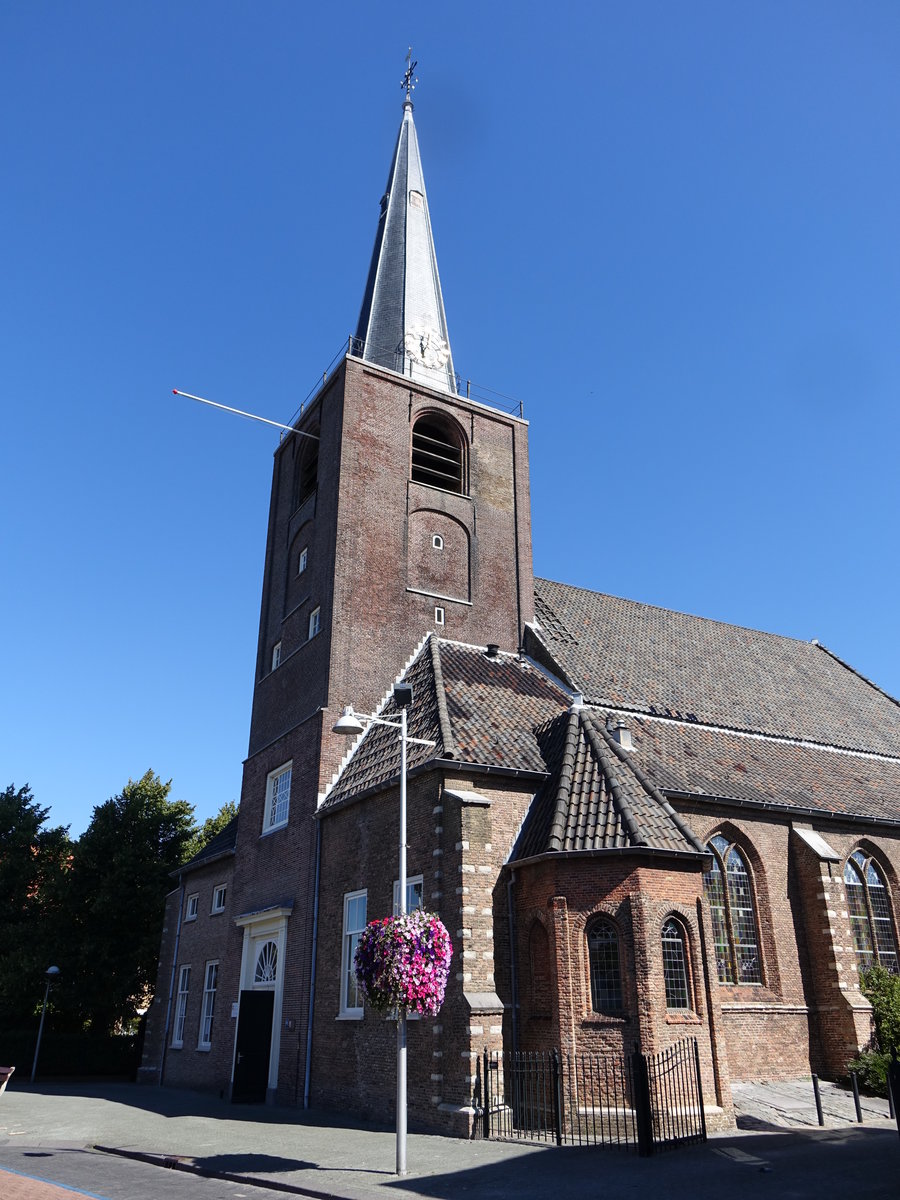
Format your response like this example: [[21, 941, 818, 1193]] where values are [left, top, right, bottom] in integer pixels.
[[354, 910, 452, 1017]]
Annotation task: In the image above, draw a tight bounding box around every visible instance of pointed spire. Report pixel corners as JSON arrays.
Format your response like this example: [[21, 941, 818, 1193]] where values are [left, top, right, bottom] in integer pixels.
[[354, 60, 457, 394]]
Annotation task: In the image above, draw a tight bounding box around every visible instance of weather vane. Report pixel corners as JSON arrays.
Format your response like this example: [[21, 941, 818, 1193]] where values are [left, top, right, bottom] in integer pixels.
[[402, 48, 418, 101]]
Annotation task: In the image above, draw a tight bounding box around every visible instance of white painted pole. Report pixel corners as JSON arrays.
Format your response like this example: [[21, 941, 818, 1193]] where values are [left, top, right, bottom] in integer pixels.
[[171, 390, 320, 439], [397, 704, 408, 1176]]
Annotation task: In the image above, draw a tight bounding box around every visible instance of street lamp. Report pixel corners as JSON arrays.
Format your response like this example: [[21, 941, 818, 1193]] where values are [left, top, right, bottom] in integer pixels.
[[333, 683, 435, 1176], [31, 965, 60, 1084]]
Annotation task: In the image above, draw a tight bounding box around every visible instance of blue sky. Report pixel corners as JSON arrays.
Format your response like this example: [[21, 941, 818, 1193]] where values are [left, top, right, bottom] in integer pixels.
[[3, 2, 899, 837]]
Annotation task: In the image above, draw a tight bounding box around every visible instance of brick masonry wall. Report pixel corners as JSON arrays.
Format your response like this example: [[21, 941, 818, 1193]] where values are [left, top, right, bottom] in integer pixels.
[[507, 853, 730, 1126], [312, 768, 539, 1135], [139, 856, 238, 1093], [675, 804, 900, 1081]]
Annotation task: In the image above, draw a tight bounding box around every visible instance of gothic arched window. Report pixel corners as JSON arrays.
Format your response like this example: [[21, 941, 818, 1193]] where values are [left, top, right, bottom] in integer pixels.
[[703, 834, 762, 985], [587, 919, 622, 1011], [411, 414, 465, 494], [661, 917, 692, 1011], [844, 850, 899, 975]]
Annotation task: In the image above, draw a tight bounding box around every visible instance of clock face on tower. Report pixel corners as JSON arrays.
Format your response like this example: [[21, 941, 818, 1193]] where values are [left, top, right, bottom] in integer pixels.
[[404, 326, 450, 370]]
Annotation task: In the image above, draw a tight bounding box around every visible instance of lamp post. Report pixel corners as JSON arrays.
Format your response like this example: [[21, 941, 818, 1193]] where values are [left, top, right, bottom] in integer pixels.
[[31, 965, 60, 1084], [332, 683, 434, 1176]]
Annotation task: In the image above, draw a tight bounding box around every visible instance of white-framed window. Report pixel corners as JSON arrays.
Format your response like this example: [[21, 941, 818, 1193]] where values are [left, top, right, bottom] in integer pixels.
[[211, 884, 227, 914], [434, 606, 445, 626], [254, 939, 278, 985], [298, 546, 308, 575], [172, 965, 190, 1047], [263, 762, 292, 833], [185, 893, 199, 921], [198, 961, 218, 1049], [308, 607, 321, 640], [432, 534, 443, 550], [271, 642, 282, 670], [393, 874, 424, 916], [340, 890, 367, 1017]]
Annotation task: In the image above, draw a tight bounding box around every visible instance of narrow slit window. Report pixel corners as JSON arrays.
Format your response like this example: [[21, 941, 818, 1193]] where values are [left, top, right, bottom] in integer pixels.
[[662, 918, 692, 1010], [298, 547, 308, 575], [434, 606, 445, 626], [271, 642, 282, 671], [587, 920, 622, 1011], [432, 534, 443, 550], [308, 607, 321, 639]]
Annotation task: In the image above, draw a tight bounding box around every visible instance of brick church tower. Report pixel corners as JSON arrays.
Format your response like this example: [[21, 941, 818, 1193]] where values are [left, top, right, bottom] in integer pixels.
[[142, 89, 535, 1103]]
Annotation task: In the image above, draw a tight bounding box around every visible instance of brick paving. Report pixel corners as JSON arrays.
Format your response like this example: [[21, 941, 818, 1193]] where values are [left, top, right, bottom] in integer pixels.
[[0, 1164, 104, 1200]]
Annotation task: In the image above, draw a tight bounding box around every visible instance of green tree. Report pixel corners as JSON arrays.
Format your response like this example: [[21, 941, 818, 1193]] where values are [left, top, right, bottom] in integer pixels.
[[64, 771, 195, 1033], [181, 800, 238, 863], [861, 965, 900, 1058], [848, 966, 900, 1096], [0, 784, 72, 1025]]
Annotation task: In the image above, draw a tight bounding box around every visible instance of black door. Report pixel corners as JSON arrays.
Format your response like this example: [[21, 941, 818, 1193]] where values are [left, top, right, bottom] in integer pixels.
[[231, 990, 274, 1103]]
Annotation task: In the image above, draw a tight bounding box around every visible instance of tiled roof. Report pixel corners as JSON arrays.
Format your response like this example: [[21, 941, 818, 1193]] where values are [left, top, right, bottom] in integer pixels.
[[514, 709, 707, 860], [625, 713, 900, 822], [532, 578, 900, 756], [320, 638, 569, 810]]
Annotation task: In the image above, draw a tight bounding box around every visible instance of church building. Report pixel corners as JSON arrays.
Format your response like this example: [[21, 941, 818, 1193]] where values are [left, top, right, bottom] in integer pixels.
[[139, 82, 900, 1136]]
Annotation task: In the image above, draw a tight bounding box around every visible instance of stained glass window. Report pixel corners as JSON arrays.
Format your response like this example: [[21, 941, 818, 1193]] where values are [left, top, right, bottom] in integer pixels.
[[703, 834, 762, 985], [844, 850, 898, 975]]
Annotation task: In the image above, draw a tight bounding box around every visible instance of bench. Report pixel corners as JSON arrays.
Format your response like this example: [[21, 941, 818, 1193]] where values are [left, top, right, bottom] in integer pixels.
[[0, 1066, 15, 1095]]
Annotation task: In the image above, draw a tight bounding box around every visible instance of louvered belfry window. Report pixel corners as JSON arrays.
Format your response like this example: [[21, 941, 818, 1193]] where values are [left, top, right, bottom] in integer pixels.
[[411, 416, 463, 493]]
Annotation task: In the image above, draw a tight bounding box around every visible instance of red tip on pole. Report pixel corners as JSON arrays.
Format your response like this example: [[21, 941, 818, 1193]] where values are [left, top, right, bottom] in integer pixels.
[[172, 389, 178, 394]]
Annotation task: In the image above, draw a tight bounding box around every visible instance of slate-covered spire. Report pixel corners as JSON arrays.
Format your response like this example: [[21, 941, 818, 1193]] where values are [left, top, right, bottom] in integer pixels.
[[354, 93, 457, 395]]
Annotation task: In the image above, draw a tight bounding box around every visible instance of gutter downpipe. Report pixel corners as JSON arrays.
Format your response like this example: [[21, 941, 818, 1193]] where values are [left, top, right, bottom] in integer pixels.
[[506, 868, 519, 1056], [159, 875, 185, 1086], [303, 819, 322, 1108]]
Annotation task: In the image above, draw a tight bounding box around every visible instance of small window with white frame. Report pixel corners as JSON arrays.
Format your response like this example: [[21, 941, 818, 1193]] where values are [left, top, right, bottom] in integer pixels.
[[271, 642, 282, 671], [434, 606, 445, 626], [298, 546, 308, 575], [308, 606, 321, 640], [393, 874, 424, 916], [340, 890, 367, 1017], [172, 965, 190, 1047], [198, 961, 218, 1049], [185, 893, 199, 921], [262, 762, 292, 833], [432, 534, 443, 550], [211, 884, 227, 914]]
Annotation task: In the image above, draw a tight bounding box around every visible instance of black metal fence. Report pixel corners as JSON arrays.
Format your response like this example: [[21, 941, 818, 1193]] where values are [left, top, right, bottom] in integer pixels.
[[482, 1038, 706, 1155]]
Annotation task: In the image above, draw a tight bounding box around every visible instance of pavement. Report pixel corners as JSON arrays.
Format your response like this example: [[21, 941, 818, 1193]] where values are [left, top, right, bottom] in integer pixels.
[[0, 1078, 897, 1200]]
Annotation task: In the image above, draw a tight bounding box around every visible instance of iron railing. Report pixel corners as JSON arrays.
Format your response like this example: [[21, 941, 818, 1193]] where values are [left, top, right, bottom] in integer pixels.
[[482, 1038, 706, 1155]]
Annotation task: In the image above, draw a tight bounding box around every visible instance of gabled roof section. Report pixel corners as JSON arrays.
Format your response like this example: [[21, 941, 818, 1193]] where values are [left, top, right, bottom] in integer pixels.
[[531, 578, 900, 756], [319, 638, 570, 811], [354, 100, 457, 395], [177, 814, 238, 874], [514, 708, 707, 860]]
